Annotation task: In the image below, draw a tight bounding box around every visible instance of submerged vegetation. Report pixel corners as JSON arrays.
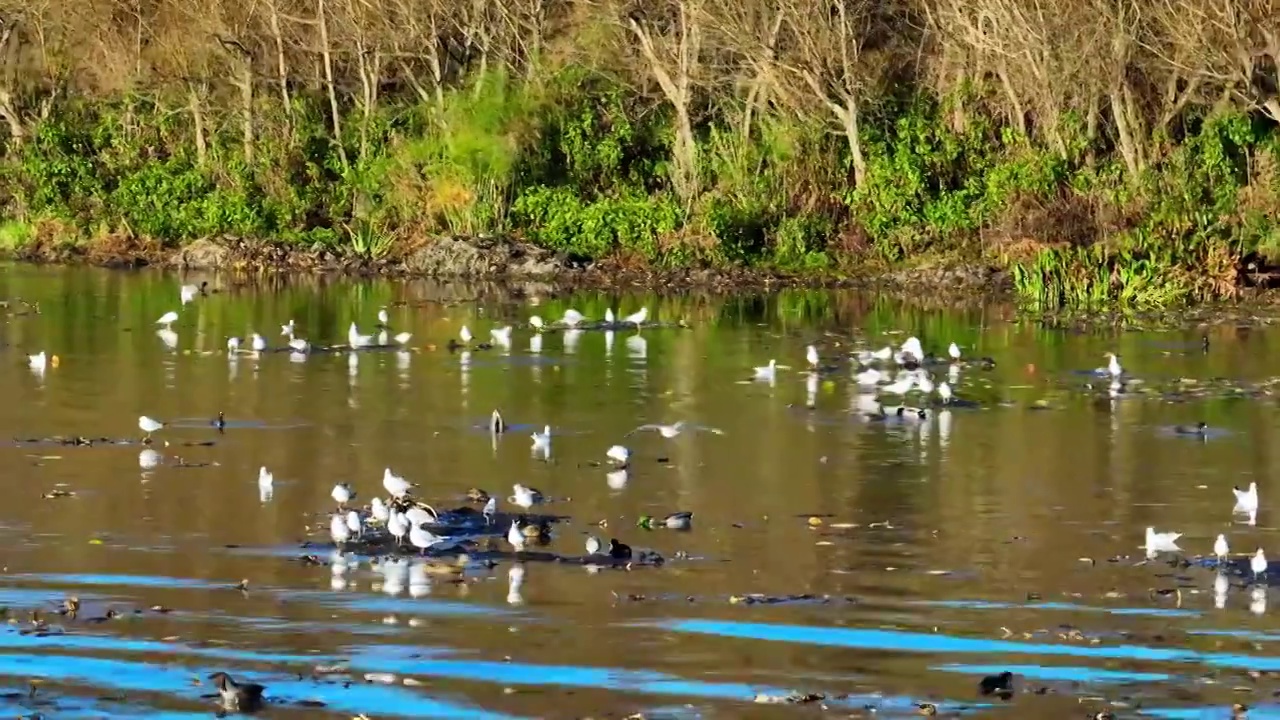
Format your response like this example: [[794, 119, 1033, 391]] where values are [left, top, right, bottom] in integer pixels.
[[0, 0, 1278, 307]]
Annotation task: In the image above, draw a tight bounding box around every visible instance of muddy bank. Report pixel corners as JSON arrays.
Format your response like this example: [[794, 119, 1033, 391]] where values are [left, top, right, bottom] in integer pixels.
[[2, 232, 1010, 300]]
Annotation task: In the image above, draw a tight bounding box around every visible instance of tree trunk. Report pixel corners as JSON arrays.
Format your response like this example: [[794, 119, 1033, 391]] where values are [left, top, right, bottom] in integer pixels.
[[843, 94, 866, 188], [1110, 88, 1141, 182], [627, 4, 701, 204], [267, 0, 293, 140], [997, 61, 1027, 137], [355, 42, 382, 161], [1084, 94, 1098, 168], [0, 24, 23, 147], [189, 84, 207, 165], [239, 64, 254, 164], [317, 0, 349, 170]]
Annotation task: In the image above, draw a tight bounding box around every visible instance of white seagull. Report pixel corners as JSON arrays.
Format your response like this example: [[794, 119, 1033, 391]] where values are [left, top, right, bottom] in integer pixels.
[[348, 322, 373, 348], [531, 425, 552, 456], [507, 521, 526, 551], [383, 468, 412, 499], [509, 483, 544, 510], [156, 311, 179, 327], [330, 513, 351, 546], [1253, 548, 1269, 578], [606, 445, 631, 467], [331, 482, 355, 507], [139, 415, 165, 439], [1233, 482, 1259, 514], [624, 307, 648, 327], [1145, 527, 1182, 552], [560, 309, 585, 327], [1214, 533, 1229, 562]]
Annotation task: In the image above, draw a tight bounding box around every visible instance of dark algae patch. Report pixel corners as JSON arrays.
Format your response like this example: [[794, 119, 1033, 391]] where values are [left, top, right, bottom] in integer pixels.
[[7, 0, 1280, 309]]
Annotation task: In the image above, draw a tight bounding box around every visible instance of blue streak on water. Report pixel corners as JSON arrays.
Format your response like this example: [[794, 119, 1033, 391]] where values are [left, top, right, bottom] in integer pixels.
[[0, 703, 210, 720], [344, 645, 972, 712], [0, 588, 103, 606], [291, 591, 519, 618], [0, 654, 517, 719], [0, 628, 331, 665], [8, 573, 221, 590], [916, 599, 1202, 618], [1187, 629, 1280, 642], [932, 663, 1171, 683], [653, 619, 1280, 672]]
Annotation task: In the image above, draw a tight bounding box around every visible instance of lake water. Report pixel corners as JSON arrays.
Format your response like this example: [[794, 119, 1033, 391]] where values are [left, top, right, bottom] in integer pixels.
[[0, 264, 1278, 718]]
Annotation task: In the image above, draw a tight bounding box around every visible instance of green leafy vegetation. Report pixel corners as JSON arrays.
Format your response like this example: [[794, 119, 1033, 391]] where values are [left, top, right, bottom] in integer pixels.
[[0, 0, 1276, 308]]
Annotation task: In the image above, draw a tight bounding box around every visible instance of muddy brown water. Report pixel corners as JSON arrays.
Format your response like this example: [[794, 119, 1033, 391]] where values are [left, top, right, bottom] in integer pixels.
[[1, 265, 1279, 718]]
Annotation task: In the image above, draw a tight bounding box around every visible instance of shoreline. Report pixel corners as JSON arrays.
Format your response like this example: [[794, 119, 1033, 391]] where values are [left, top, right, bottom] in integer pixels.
[[7, 234, 1280, 330], [0, 233, 1013, 301]]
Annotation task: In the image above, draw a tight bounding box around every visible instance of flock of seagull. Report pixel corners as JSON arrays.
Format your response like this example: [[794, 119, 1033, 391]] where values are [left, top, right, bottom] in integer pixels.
[[35, 280, 1256, 593], [79, 280, 991, 569], [95, 284, 680, 565]]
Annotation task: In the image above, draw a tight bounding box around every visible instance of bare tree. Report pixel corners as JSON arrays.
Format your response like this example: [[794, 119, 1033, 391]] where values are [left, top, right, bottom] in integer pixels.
[[705, 0, 787, 144], [775, 0, 893, 187], [624, 0, 704, 203]]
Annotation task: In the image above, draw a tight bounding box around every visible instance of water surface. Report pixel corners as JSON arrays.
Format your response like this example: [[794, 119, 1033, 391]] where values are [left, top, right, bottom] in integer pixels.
[[0, 265, 1277, 717]]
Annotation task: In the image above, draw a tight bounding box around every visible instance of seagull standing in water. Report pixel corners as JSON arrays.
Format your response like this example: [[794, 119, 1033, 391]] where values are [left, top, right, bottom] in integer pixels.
[[345, 510, 363, 538], [560, 309, 585, 327], [370, 497, 390, 523], [330, 513, 351, 546], [1253, 548, 1269, 579], [1215, 534, 1230, 563], [257, 467, 273, 497], [28, 352, 47, 371], [948, 342, 961, 361], [387, 512, 408, 545], [331, 482, 355, 508], [156, 311, 179, 328], [459, 326, 473, 344], [937, 381, 954, 404], [806, 345, 820, 369], [624, 307, 648, 328], [1101, 352, 1123, 378], [139, 415, 165, 440], [482, 496, 497, 525], [1234, 482, 1259, 514], [383, 468, 412, 499], [409, 523, 440, 554], [507, 520, 526, 551]]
